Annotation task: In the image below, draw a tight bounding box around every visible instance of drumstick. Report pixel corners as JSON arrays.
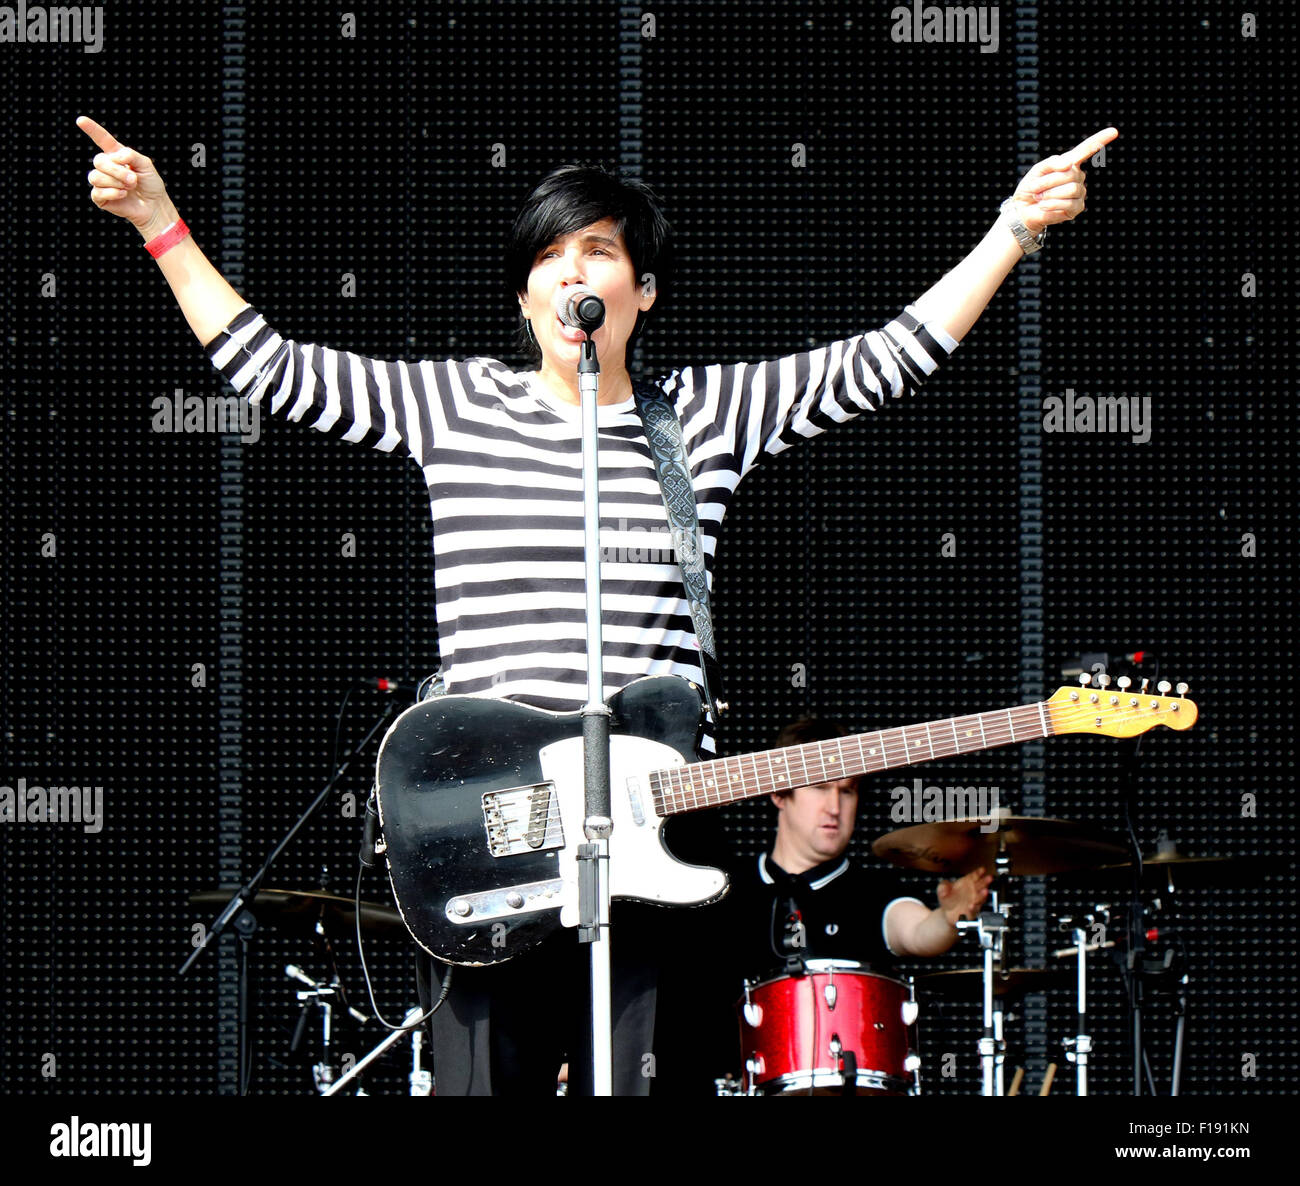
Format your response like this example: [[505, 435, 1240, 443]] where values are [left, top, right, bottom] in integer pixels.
[[1039, 1062, 1057, 1096], [1008, 1066, 1024, 1096]]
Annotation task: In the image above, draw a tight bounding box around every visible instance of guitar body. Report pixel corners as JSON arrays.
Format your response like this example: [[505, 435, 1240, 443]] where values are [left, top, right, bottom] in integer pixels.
[[374, 676, 724, 966]]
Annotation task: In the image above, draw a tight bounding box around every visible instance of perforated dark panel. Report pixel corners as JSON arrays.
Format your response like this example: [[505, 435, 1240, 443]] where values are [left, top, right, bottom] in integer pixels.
[[2, 0, 1294, 1099]]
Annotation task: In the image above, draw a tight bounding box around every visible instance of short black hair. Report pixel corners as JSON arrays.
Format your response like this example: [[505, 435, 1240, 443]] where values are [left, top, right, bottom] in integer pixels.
[[504, 163, 674, 368]]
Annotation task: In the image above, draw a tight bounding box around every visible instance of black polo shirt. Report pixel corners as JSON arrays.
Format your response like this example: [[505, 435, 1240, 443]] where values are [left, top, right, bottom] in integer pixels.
[[727, 853, 924, 985]]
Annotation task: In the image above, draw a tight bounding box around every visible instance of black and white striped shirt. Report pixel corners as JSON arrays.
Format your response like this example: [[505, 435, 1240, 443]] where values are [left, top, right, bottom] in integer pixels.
[[204, 303, 958, 753]]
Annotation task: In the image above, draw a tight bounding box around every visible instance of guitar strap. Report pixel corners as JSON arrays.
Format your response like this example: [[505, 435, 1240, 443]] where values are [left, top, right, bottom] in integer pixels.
[[632, 378, 727, 721]]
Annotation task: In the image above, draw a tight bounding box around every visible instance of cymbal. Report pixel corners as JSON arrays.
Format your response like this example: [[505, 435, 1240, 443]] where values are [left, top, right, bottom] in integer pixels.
[[872, 816, 1129, 876], [1054, 852, 1291, 890], [188, 887, 406, 939], [917, 967, 1071, 1000]]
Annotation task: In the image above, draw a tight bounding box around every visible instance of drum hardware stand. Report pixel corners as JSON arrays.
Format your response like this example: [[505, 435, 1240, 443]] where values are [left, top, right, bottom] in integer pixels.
[[1132, 891, 1189, 1096], [956, 863, 1011, 1097], [286, 960, 370, 1094], [715, 1073, 743, 1097], [178, 698, 404, 1094], [1056, 905, 1108, 1096], [1094, 660, 1185, 1095], [286, 962, 357, 1093], [1170, 968, 1188, 1096], [322, 1006, 432, 1096]]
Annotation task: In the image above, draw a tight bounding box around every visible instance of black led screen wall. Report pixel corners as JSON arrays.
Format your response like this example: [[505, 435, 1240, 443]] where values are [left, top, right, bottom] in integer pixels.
[[2, 0, 1294, 1102]]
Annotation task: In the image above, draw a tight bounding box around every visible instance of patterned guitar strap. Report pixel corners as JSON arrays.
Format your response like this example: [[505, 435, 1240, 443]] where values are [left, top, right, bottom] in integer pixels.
[[632, 377, 727, 723]]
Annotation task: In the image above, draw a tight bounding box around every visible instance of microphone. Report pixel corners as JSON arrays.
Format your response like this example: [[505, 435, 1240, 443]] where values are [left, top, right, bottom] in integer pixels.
[[554, 284, 605, 331], [1060, 650, 1151, 677], [1144, 926, 1186, 946], [357, 675, 423, 697], [780, 900, 806, 953]]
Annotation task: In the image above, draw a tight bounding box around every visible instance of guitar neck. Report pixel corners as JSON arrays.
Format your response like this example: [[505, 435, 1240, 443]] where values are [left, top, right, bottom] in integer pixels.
[[649, 700, 1054, 817]]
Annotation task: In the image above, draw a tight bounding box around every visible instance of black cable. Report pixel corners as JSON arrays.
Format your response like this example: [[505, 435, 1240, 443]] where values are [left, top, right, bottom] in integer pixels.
[[329, 685, 355, 785], [353, 863, 451, 1032]]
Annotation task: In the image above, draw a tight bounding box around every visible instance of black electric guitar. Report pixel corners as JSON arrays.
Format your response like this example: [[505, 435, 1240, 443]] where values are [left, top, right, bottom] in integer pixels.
[[374, 675, 1197, 966]]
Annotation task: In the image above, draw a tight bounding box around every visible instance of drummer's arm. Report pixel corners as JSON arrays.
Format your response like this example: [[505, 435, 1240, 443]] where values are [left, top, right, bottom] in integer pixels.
[[886, 868, 993, 957], [886, 900, 961, 958]]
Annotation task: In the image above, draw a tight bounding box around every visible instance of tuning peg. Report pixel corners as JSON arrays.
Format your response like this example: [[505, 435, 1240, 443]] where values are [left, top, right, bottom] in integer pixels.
[[1117, 676, 1131, 690], [1078, 673, 1091, 687], [1140, 678, 1150, 694], [1176, 682, 1189, 696], [1096, 673, 1111, 689], [1157, 680, 1172, 695]]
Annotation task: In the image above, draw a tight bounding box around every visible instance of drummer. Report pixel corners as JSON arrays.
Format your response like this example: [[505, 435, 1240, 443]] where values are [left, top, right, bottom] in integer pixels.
[[653, 715, 992, 1094], [737, 715, 993, 972]]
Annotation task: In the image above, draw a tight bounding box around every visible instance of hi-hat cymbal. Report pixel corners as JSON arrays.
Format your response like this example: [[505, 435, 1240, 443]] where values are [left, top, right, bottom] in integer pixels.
[[917, 967, 1071, 1000], [872, 816, 1129, 876], [188, 887, 406, 939]]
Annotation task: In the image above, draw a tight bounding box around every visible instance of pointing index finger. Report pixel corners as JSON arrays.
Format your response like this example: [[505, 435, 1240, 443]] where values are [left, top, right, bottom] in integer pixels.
[[1057, 126, 1119, 169], [75, 115, 122, 154]]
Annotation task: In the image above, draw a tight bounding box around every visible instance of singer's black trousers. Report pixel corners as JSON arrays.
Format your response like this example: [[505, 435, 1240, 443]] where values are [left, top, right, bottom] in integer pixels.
[[414, 906, 661, 1096]]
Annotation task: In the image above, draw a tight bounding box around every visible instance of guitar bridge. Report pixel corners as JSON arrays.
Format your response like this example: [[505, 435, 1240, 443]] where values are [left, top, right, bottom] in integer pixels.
[[482, 783, 564, 857]]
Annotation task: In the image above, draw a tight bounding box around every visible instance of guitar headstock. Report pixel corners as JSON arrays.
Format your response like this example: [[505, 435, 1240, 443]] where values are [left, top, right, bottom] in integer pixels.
[[1047, 674, 1198, 738]]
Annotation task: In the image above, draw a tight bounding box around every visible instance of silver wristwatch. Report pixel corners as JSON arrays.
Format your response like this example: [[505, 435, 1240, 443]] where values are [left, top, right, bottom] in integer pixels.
[[1000, 197, 1047, 255]]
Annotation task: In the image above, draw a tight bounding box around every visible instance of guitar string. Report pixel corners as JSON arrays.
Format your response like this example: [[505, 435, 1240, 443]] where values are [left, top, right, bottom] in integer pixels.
[[647, 701, 1192, 813]]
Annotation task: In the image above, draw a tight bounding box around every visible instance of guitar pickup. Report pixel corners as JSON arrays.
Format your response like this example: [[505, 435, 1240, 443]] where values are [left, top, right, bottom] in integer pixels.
[[482, 783, 564, 857]]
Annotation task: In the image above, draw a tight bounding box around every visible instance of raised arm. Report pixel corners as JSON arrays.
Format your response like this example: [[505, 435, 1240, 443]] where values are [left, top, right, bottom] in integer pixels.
[[78, 116, 443, 460], [78, 115, 247, 346], [913, 127, 1119, 343], [673, 127, 1120, 479]]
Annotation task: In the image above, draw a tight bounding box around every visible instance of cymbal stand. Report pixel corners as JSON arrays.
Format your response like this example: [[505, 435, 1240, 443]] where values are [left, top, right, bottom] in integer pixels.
[[957, 866, 1010, 1097]]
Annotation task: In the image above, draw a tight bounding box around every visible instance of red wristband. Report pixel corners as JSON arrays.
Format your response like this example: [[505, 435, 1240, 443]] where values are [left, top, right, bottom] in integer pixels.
[[144, 217, 190, 258]]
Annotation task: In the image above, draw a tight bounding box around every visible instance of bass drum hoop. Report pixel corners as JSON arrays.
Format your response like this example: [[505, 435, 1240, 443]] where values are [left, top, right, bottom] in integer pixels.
[[754, 1069, 912, 1096]]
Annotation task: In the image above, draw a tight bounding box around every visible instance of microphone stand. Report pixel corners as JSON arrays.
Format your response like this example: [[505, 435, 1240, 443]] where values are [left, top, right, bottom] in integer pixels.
[[574, 326, 615, 1096], [1121, 730, 1147, 1096], [1111, 659, 1157, 1095]]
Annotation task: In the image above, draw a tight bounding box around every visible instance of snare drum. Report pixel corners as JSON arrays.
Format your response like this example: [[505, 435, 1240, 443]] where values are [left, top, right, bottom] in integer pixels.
[[737, 960, 918, 1095]]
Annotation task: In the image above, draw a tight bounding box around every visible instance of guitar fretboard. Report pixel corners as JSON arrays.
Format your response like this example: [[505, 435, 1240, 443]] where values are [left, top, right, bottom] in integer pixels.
[[647, 701, 1054, 816]]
